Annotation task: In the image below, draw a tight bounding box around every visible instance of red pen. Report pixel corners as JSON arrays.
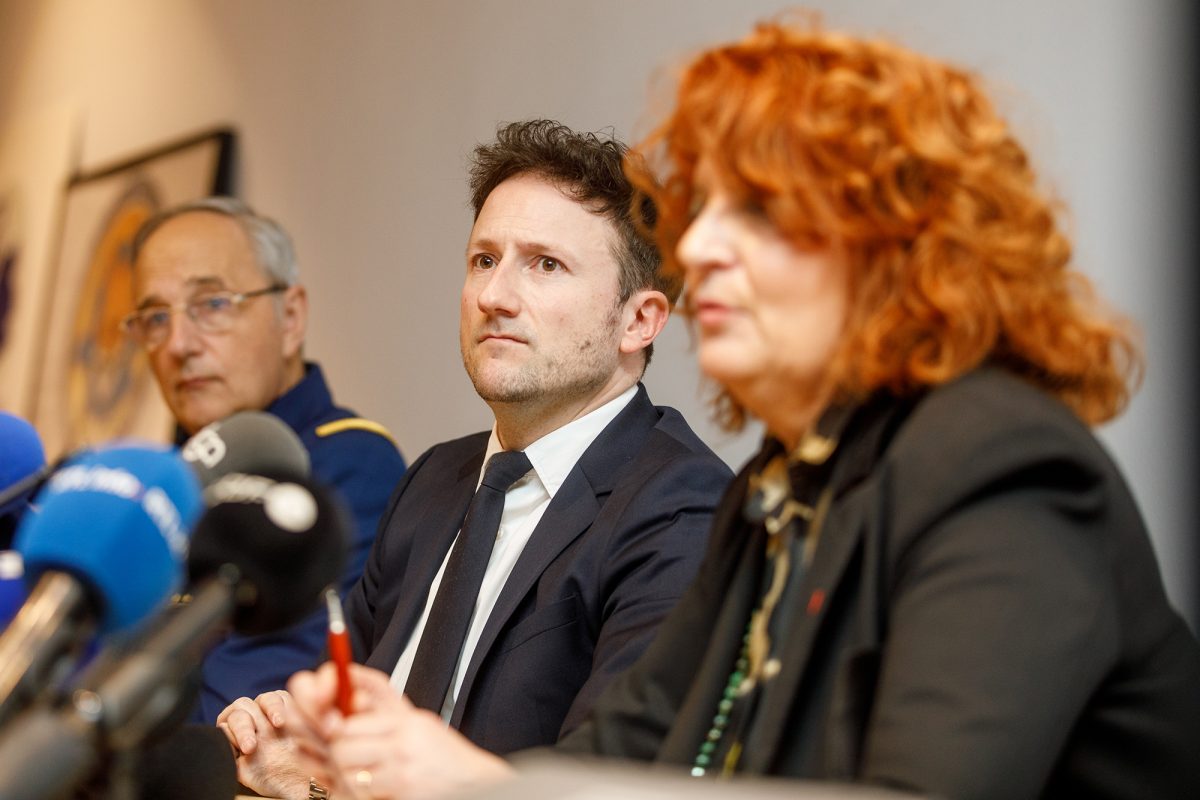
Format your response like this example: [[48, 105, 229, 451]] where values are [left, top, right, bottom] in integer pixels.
[[325, 589, 354, 716]]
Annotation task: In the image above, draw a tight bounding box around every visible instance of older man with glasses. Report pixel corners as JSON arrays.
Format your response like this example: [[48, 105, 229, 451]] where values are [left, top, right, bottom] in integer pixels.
[[125, 196, 407, 723]]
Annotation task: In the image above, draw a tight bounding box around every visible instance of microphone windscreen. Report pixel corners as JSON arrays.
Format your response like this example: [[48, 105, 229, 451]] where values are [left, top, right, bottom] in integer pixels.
[[0, 412, 46, 516], [0, 551, 23, 626], [14, 445, 203, 634], [189, 473, 347, 635], [181, 411, 310, 487], [135, 724, 238, 800]]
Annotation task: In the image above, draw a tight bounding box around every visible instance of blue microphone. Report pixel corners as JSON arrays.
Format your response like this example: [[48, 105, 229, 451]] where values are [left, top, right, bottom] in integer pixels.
[[0, 551, 22, 629], [0, 444, 202, 726], [0, 412, 46, 546], [0, 472, 346, 800]]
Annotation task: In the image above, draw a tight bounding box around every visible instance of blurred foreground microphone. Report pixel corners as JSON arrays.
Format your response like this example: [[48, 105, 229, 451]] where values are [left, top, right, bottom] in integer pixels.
[[188, 472, 345, 634], [0, 412, 47, 547], [181, 410, 310, 487], [0, 446, 202, 727], [0, 554, 23, 628], [0, 551, 23, 628], [0, 472, 347, 800]]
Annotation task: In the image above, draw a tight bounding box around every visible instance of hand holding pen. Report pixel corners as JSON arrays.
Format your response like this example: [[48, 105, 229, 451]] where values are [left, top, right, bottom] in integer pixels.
[[325, 589, 354, 716]]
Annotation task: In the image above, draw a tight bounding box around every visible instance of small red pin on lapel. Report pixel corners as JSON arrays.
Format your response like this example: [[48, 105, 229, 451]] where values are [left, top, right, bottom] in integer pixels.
[[807, 589, 826, 616]]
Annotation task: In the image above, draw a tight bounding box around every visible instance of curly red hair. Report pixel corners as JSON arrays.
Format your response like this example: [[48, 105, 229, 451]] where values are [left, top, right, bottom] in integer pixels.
[[630, 20, 1141, 429]]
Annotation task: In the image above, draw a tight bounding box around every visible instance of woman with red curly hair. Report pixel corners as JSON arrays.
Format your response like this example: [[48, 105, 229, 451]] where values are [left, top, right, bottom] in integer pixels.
[[278, 20, 1199, 800], [555, 20, 1200, 799]]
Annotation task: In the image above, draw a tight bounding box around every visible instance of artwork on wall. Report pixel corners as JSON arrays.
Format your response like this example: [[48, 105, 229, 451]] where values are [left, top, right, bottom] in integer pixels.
[[0, 103, 79, 417], [32, 129, 235, 458]]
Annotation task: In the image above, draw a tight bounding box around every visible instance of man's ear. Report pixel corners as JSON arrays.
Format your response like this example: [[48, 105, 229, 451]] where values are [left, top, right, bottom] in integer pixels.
[[280, 284, 309, 359], [618, 289, 670, 356]]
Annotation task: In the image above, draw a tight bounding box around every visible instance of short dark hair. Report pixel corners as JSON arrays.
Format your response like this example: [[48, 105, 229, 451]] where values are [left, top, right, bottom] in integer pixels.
[[469, 120, 675, 368]]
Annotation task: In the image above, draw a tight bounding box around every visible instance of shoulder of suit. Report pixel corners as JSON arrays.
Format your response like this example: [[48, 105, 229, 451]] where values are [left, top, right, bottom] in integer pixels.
[[402, 430, 490, 472], [898, 368, 1092, 453], [884, 368, 1109, 508], [314, 416, 398, 446]]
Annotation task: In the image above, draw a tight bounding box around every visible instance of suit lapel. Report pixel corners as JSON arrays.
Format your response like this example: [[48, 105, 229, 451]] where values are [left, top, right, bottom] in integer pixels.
[[740, 499, 867, 771], [365, 447, 485, 672], [739, 394, 906, 772], [450, 387, 659, 724], [657, 517, 766, 761]]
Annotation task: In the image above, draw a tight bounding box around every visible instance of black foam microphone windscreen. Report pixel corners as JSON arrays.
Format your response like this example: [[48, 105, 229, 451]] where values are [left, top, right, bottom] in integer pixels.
[[181, 410, 310, 488], [135, 724, 239, 800], [189, 472, 349, 635]]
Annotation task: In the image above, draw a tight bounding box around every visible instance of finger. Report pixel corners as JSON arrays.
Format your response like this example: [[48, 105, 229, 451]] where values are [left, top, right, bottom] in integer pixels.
[[293, 728, 333, 767], [346, 663, 398, 699], [329, 733, 393, 770], [328, 768, 370, 800], [217, 698, 272, 754], [281, 711, 323, 748], [287, 670, 326, 722], [215, 721, 239, 754], [334, 710, 402, 740], [255, 689, 292, 728], [289, 664, 339, 713]]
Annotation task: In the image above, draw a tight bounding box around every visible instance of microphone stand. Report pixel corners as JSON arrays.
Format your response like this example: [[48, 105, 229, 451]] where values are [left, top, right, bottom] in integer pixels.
[[0, 567, 240, 800], [0, 572, 92, 727]]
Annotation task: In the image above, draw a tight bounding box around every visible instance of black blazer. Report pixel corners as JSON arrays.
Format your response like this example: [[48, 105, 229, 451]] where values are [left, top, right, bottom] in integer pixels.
[[344, 385, 731, 754], [560, 368, 1200, 799]]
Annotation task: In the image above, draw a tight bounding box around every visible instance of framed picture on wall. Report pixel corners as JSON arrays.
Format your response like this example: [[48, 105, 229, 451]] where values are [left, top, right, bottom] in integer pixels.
[[0, 103, 78, 418], [32, 128, 235, 458]]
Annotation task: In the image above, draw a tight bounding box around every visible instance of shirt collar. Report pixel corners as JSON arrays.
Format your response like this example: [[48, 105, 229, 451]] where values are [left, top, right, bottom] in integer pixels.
[[482, 384, 639, 497], [266, 362, 332, 431], [172, 361, 327, 446]]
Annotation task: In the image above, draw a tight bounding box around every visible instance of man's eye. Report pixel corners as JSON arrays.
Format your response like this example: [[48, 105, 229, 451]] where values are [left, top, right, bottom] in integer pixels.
[[142, 310, 171, 330], [472, 254, 497, 270], [194, 295, 234, 314], [536, 257, 562, 273]]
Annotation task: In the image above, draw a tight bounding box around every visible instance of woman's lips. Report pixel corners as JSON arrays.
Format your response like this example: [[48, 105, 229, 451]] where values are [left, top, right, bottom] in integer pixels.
[[693, 300, 735, 329]]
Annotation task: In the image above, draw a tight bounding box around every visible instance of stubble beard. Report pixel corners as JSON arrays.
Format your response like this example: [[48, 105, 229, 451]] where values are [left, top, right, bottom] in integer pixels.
[[462, 305, 623, 406]]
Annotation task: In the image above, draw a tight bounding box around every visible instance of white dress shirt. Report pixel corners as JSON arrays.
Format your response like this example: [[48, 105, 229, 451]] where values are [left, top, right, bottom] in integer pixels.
[[389, 385, 638, 720]]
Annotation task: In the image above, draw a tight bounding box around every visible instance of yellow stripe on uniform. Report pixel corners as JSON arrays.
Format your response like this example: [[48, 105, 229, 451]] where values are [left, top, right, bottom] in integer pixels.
[[315, 417, 397, 445]]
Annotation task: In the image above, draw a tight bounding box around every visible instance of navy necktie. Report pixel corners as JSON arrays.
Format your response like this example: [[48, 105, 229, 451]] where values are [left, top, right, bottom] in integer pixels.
[[404, 450, 532, 712]]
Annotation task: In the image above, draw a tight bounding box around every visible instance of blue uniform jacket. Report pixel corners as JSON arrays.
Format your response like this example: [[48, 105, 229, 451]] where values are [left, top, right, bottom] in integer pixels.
[[190, 362, 406, 723]]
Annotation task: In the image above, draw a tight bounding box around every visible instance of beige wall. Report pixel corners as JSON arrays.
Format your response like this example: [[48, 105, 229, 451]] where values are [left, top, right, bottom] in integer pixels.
[[0, 0, 1193, 624]]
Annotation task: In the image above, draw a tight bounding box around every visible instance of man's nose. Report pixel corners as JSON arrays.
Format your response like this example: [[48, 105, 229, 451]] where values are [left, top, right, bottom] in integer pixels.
[[474, 261, 521, 316], [162, 310, 204, 358]]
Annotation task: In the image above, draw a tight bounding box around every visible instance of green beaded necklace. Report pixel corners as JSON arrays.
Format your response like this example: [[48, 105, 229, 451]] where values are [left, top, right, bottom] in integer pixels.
[[690, 430, 838, 779], [691, 627, 752, 777]]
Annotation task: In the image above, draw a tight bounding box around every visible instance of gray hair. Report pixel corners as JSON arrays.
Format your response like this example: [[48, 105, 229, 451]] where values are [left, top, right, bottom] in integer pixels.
[[131, 196, 299, 286]]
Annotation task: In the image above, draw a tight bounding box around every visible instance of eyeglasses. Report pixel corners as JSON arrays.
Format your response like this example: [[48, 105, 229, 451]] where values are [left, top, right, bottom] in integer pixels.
[[120, 285, 287, 349]]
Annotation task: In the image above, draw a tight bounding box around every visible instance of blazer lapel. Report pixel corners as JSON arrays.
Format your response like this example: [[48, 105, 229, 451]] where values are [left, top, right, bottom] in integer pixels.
[[450, 386, 658, 724], [739, 394, 907, 772], [739, 498, 868, 772], [365, 449, 484, 672], [657, 518, 767, 762]]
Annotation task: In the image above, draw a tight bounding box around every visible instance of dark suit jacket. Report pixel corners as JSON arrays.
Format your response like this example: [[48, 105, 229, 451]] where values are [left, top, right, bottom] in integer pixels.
[[343, 385, 731, 754], [560, 368, 1200, 799]]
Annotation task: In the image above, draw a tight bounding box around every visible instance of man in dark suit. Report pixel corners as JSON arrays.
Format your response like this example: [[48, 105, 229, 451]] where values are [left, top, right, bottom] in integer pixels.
[[218, 120, 730, 799]]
